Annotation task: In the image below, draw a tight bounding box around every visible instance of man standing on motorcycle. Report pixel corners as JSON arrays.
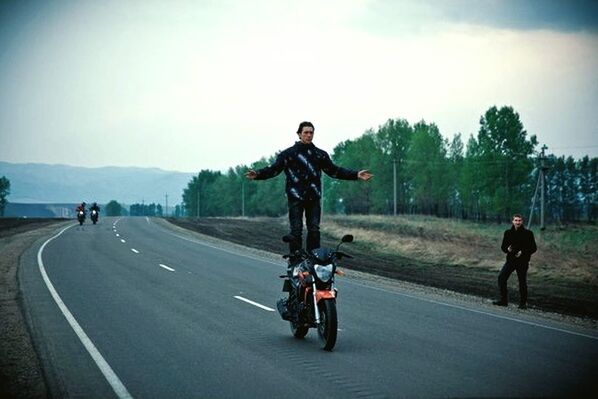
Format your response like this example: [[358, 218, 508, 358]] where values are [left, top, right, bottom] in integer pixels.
[[245, 121, 372, 256]]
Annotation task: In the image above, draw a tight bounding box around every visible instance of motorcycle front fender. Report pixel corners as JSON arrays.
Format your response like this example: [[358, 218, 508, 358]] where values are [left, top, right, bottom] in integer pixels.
[[315, 289, 336, 303]]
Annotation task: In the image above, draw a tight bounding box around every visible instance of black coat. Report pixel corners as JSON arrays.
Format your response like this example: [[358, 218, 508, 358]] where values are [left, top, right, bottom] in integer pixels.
[[254, 141, 358, 201], [501, 226, 537, 264]]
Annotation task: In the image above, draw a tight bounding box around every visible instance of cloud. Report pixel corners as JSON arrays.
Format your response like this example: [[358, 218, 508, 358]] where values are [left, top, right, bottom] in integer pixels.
[[357, 0, 598, 34]]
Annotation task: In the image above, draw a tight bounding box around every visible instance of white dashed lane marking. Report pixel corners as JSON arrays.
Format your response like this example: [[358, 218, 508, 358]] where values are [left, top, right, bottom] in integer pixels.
[[159, 264, 175, 272], [234, 296, 275, 312]]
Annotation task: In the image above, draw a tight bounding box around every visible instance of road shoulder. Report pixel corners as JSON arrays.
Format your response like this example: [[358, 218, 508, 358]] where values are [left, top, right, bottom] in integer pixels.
[[0, 221, 70, 399]]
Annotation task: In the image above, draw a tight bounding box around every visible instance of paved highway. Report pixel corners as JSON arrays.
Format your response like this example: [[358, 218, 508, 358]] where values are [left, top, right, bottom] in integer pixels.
[[20, 217, 598, 398]]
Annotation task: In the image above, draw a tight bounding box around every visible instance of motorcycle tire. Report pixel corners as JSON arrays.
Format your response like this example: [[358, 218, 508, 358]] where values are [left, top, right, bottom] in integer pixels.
[[290, 321, 308, 339], [317, 299, 338, 351]]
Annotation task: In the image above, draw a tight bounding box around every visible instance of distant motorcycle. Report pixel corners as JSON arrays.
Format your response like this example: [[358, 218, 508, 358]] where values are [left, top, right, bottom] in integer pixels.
[[276, 234, 354, 351], [77, 210, 86, 225], [90, 209, 99, 224]]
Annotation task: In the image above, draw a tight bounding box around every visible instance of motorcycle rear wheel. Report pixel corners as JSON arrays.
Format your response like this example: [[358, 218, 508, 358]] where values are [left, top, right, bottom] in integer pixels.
[[317, 300, 337, 351]]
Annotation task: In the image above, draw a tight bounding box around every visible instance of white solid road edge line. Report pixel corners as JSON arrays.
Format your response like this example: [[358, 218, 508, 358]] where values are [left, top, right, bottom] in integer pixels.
[[234, 296, 275, 312], [159, 264, 175, 272], [37, 224, 133, 399], [131, 249, 139, 254]]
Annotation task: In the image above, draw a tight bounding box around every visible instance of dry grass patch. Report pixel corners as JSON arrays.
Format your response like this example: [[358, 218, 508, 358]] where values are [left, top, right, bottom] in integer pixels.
[[324, 214, 597, 286]]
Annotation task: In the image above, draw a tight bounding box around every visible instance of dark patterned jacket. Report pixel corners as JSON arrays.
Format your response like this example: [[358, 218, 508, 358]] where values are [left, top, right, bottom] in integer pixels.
[[501, 226, 537, 264], [254, 141, 358, 201]]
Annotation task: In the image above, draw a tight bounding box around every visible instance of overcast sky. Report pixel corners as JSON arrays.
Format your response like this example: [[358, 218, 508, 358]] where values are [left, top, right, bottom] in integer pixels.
[[1, 0, 597, 173]]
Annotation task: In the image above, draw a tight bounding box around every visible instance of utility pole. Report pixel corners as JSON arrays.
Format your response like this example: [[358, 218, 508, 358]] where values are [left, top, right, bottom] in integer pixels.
[[528, 145, 549, 230], [393, 158, 397, 216], [241, 180, 245, 217], [540, 145, 548, 230], [165, 193, 168, 217], [197, 188, 200, 218]]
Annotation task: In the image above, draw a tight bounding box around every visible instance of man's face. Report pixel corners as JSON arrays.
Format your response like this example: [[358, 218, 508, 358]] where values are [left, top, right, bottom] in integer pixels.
[[298, 126, 314, 144], [512, 217, 523, 229]]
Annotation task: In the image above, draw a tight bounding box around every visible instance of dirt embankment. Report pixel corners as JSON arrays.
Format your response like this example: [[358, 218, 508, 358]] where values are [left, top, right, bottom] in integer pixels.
[[0, 218, 68, 399], [167, 217, 598, 320]]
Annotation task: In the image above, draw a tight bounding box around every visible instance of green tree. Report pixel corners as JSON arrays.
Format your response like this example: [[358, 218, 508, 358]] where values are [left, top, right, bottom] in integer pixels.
[[459, 135, 484, 220], [405, 121, 450, 215], [0, 176, 10, 217], [245, 156, 287, 217], [447, 133, 464, 217], [105, 200, 123, 216], [372, 119, 413, 214], [327, 133, 377, 214], [475, 106, 537, 221]]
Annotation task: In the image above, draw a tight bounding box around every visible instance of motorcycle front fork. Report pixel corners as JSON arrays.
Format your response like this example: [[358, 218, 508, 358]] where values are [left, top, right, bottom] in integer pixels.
[[312, 283, 321, 324]]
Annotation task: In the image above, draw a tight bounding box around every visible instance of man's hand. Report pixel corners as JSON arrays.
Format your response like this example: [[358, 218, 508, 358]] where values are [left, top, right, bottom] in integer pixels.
[[358, 170, 373, 181], [515, 250, 522, 258], [245, 169, 257, 180], [507, 245, 513, 252]]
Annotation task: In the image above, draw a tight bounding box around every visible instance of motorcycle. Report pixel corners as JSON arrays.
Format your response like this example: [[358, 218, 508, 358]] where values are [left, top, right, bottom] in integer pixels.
[[77, 210, 86, 225], [276, 234, 354, 351], [90, 209, 99, 224]]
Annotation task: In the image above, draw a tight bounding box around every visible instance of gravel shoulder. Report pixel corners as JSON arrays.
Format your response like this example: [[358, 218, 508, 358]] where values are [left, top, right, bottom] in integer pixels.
[[0, 220, 70, 399]]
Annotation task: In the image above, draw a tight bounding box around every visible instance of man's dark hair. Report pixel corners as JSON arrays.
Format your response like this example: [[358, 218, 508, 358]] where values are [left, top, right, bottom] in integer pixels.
[[512, 213, 524, 220], [297, 121, 314, 134]]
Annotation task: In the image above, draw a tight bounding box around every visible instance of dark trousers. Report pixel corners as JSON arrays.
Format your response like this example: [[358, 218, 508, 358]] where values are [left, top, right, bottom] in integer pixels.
[[498, 261, 529, 305], [288, 198, 321, 253]]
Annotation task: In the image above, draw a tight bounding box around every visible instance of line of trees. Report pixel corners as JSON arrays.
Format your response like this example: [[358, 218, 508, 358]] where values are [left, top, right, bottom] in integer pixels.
[[0, 176, 9, 217], [181, 106, 596, 224], [129, 203, 163, 217]]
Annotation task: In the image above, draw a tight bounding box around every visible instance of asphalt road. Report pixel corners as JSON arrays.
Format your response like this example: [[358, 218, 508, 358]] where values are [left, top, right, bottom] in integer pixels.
[[19, 217, 598, 398]]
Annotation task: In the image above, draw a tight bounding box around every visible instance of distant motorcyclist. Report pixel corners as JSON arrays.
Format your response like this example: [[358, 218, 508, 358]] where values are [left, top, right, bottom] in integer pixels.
[[75, 202, 87, 225], [75, 202, 87, 214], [90, 202, 100, 213], [90, 202, 100, 224]]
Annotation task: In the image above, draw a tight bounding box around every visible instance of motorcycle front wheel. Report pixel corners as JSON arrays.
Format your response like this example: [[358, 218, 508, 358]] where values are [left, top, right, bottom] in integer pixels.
[[290, 321, 308, 339], [317, 299, 338, 351]]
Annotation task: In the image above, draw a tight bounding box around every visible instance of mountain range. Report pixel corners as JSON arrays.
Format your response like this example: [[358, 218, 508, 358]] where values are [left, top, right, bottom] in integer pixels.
[[0, 161, 195, 205]]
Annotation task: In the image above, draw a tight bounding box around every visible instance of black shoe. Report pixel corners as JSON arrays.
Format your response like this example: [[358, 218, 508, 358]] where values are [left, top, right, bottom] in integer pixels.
[[492, 300, 508, 307], [518, 304, 527, 309]]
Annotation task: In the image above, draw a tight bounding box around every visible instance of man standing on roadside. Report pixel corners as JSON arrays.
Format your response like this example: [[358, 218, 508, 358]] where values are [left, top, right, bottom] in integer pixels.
[[245, 121, 372, 255], [493, 214, 537, 309]]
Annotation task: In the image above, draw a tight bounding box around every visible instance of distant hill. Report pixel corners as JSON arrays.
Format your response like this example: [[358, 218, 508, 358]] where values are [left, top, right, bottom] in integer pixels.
[[0, 161, 195, 205]]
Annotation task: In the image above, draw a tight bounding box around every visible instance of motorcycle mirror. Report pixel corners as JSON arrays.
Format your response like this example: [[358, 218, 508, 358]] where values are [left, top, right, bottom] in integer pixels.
[[341, 234, 354, 243]]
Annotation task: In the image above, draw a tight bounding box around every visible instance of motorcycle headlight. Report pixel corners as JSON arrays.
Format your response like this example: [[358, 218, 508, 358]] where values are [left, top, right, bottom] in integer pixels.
[[314, 264, 334, 283]]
